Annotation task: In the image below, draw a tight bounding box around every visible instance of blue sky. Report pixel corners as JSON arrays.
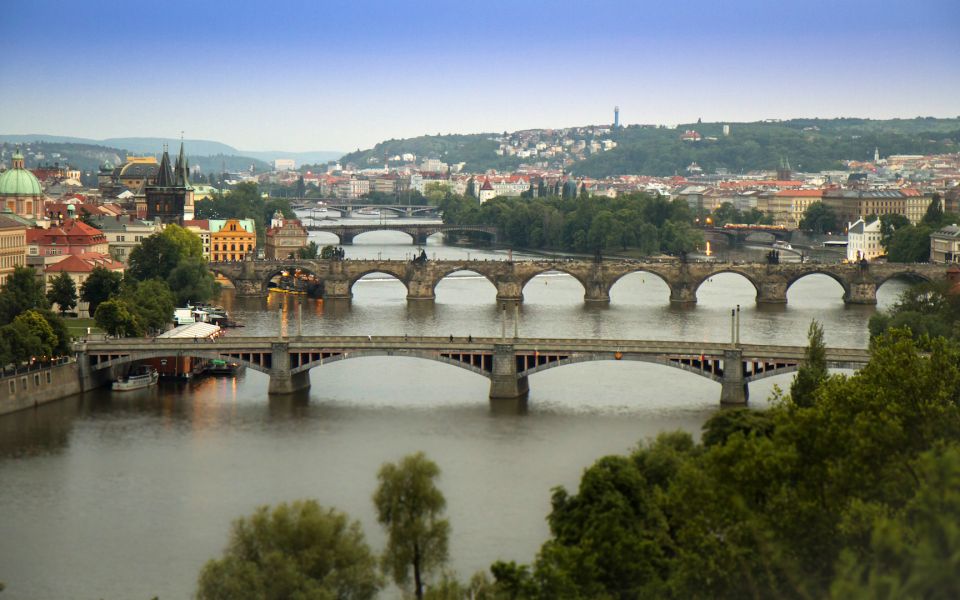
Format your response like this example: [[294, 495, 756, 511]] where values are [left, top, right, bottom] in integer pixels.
[[2, 0, 958, 152]]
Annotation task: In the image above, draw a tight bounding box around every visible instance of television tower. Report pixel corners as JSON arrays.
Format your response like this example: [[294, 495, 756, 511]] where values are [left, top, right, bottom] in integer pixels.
[[614, 106, 620, 128]]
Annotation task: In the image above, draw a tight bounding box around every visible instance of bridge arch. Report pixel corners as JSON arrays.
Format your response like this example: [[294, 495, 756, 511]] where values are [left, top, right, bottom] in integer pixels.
[[351, 228, 416, 245], [208, 266, 241, 290], [873, 268, 934, 289], [290, 350, 492, 378], [692, 268, 762, 300], [87, 349, 272, 375], [519, 267, 590, 295], [432, 267, 499, 300], [785, 270, 850, 302], [517, 352, 723, 382], [348, 268, 410, 298]]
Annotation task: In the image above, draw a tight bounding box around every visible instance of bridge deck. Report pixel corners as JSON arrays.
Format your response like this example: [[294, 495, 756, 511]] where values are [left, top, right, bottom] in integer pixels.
[[80, 336, 870, 362]]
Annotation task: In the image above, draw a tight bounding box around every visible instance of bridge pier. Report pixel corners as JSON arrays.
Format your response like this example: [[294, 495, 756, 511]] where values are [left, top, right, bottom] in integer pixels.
[[669, 283, 697, 305], [322, 277, 353, 300], [414, 233, 430, 245], [268, 342, 311, 394], [720, 348, 748, 406], [340, 232, 355, 245], [495, 280, 524, 304], [844, 281, 877, 305], [233, 277, 267, 297], [489, 343, 529, 400], [756, 280, 788, 304], [406, 277, 436, 301], [583, 280, 611, 303]]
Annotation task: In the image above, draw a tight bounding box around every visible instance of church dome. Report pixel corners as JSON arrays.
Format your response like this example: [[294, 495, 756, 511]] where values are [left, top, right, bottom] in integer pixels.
[[0, 165, 42, 197]]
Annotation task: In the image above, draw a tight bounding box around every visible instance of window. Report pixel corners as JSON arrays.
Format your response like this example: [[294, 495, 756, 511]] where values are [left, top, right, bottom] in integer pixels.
[[8, 380, 13, 393], [20, 377, 26, 391], [34, 374, 40, 387], [46, 371, 51, 384]]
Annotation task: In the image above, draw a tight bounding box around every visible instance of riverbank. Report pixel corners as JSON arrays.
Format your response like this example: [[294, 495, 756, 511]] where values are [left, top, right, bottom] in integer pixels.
[[0, 361, 83, 416]]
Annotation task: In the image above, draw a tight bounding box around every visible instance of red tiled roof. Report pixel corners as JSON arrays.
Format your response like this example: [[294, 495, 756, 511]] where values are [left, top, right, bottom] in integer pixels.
[[183, 219, 210, 231], [774, 189, 824, 197], [45, 252, 123, 274]]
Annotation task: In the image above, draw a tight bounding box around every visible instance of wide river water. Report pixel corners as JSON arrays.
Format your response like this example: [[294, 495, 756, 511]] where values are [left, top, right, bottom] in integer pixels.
[[0, 221, 909, 599]]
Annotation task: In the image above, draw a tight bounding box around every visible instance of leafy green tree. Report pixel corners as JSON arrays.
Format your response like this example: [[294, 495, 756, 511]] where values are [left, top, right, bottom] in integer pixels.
[[94, 298, 143, 338], [0, 319, 43, 366], [80, 266, 123, 316], [790, 320, 828, 407], [166, 257, 218, 306], [127, 233, 183, 281], [13, 310, 59, 358], [297, 241, 320, 259], [47, 272, 77, 315], [879, 213, 910, 250], [197, 500, 381, 600], [374, 452, 450, 600], [921, 193, 944, 227], [121, 279, 175, 333], [887, 224, 932, 263], [465, 178, 476, 198], [799, 201, 838, 234], [0, 264, 49, 323], [161, 223, 204, 261], [868, 279, 960, 343], [320, 245, 336, 259]]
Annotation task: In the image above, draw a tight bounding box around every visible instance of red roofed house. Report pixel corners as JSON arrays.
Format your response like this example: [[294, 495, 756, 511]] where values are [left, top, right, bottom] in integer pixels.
[[478, 178, 496, 203], [26, 219, 110, 269], [680, 130, 702, 142], [183, 219, 212, 258], [44, 252, 124, 316]]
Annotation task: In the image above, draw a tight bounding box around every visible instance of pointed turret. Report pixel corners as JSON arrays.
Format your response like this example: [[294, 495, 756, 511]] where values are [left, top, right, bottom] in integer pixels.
[[156, 146, 175, 187], [175, 142, 190, 186]]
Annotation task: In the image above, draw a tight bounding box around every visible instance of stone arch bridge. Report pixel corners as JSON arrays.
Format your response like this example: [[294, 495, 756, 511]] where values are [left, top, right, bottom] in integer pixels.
[[211, 258, 946, 305], [304, 223, 498, 245], [77, 336, 872, 405]]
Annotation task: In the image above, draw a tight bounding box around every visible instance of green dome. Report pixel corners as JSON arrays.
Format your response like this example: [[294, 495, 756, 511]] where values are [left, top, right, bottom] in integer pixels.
[[0, 167, 42, 197]]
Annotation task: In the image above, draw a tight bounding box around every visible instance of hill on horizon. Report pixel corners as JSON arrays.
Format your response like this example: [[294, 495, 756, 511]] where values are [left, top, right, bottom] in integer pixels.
[[342, 117, 960, 176], [0, 134, 343, 166]]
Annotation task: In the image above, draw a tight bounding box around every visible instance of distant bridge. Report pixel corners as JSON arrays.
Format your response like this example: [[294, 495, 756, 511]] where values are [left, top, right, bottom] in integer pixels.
[[210, 258, 946, 305], [293, 201, 441, 217], [76, 336, 873, 404], [303, 223, 499, 245]]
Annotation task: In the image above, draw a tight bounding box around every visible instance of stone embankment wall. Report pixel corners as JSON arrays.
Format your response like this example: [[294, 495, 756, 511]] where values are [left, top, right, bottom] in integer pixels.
[[0, 361, 108, 416]]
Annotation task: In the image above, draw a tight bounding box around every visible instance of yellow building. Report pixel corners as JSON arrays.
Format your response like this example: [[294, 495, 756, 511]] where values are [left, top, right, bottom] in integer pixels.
[[210, 218, 256, 262], [0, 215, 27, 287]]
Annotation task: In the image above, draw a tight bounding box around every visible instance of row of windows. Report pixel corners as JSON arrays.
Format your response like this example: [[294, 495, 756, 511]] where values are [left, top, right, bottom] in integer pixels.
[[212, 243, 254, 252], [0, 234, 25, 248], [211, 253, 247, 262], [0, 255, 25, 268]]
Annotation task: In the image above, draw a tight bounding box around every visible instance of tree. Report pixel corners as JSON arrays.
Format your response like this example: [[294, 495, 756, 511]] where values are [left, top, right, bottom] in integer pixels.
[[80, 266, 123, 316], [196, 500, 381, 600], [161, 224, 204, 261], [47, 272, 77, 315], [0, 319, 43, 366], [887, 224, 932, 263], [879, 213, 911, 250], [373, 452, 450, 600], [922, 193, 944, 227], [166, 257, 218, 306], [122, 279, 175, 333], [465, 178, 476, 198], [127, 232, 184, 281], [12, 310, 59, 358], [799, 201, 838, 234], [790, 320, 828, 407], [297, 241, 320, 259], [94, 298, 143, 338], [0, 264, 49, 323]]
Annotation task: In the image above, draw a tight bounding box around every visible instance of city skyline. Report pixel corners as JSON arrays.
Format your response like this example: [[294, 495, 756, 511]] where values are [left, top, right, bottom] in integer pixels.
[[2, 0, 958, 153]]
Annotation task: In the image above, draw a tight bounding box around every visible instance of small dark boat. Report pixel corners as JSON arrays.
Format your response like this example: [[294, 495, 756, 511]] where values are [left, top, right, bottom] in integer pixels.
[[205, 359, 245, 376]]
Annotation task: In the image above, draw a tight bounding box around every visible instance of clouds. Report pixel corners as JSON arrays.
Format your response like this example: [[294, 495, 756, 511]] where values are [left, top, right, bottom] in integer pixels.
[[2, 0, 957, 151]]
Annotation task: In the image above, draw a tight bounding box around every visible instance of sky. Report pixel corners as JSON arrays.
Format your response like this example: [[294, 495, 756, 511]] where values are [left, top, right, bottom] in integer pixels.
[[1, 0, 958, 153]]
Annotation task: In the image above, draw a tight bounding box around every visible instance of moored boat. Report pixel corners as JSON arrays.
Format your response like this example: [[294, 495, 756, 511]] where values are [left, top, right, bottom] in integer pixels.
[[205, 359, 245, 376], [112, 366, 159, 391]]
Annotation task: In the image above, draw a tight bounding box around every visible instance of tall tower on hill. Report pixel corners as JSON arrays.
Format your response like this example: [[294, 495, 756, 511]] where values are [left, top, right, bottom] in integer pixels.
[[614, 106, 620, 128]]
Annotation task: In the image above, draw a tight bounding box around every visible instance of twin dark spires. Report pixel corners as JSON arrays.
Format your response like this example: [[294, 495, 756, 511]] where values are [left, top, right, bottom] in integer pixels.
[[155, 141, 190, 187]]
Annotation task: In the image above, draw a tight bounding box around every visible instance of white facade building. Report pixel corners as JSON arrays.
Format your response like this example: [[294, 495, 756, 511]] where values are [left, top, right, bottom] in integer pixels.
[[847, 218, 883, 262]]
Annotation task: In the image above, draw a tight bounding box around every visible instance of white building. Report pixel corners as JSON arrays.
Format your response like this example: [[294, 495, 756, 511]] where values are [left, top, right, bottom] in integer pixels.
[[847, 218, 883, 262], [273, 159, 296, 171]]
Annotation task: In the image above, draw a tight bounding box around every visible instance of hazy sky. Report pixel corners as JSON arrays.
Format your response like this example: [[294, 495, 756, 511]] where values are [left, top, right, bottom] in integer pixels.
[[2, 0, 958, 152]]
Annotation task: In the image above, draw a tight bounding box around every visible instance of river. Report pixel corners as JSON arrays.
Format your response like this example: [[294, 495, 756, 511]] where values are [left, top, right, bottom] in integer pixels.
[[0, 222, 909, 599]]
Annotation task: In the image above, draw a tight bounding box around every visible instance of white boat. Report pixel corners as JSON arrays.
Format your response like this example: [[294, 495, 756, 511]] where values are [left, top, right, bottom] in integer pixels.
[[355, 207, 379, 218], [772, 241, 793, 251], [112, 366, 159, 391]]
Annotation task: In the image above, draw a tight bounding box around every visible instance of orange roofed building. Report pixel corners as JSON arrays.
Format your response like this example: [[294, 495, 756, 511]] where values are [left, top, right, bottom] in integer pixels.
[[44, 252, 124, 317], [26, 219, 109, 269]]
